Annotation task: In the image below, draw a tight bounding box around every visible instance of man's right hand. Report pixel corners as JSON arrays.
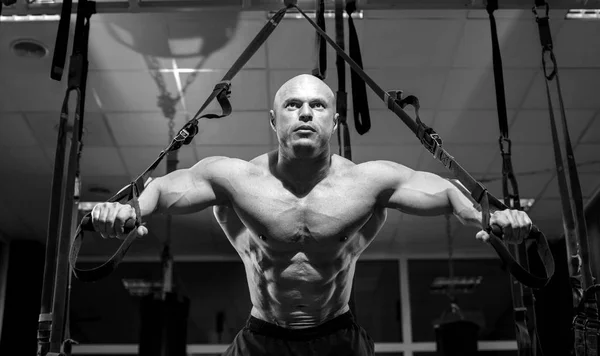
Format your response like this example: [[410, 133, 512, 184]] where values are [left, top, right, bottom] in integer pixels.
[[91, 202, 148, 239]]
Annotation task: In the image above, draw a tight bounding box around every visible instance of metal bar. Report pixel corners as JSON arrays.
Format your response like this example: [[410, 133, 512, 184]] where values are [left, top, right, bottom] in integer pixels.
[[1, 0, 592, 17]]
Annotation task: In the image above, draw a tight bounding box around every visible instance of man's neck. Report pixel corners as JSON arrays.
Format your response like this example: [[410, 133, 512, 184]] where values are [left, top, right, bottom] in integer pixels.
[[274, 148, 332, 195]]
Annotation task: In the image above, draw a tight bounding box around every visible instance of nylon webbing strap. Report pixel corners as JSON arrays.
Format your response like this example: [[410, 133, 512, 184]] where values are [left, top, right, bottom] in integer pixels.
[[40, 1, 95, 354], [487, 1, 536, 355], [69, 6, 291, 282], [293, 3, 554, 289], [346, 0, 371, 135], [335, 0, 351, 160], [334, 0, 356, 318], [312, 0, 327, 80], [50, 0, 72, 81], [532, 3, 599, 355]]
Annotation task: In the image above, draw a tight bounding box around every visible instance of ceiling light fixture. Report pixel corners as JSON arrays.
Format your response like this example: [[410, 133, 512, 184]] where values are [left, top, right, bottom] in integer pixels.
[[269, 9, 363, 20], [566, 9, 600, 19], [0, 14, 60, 22]]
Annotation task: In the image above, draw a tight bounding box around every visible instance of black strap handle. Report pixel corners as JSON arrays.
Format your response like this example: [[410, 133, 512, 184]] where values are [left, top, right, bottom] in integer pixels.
[[311, 0, 327, 80], [346, 0, 371, 135]]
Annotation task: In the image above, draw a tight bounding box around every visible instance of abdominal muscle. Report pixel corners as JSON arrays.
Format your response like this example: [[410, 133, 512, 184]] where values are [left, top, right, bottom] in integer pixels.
[[242, 242, 357, 329]]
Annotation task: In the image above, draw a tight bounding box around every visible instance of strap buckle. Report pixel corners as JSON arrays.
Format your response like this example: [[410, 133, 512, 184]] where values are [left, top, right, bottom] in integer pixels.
[[499, 137, 512, 155]]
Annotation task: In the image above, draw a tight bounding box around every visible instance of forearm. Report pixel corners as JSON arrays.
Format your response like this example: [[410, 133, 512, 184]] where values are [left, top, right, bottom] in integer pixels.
[[445, 179, 484, 228], [136, 177, 163, 217]]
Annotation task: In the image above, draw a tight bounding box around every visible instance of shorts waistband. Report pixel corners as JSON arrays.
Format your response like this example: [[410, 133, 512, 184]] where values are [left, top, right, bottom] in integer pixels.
[[245, 311, 355, 341]]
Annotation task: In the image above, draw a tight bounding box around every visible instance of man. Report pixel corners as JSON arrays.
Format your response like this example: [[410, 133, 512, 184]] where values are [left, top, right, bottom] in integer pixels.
[[92, 74, 532, 355]]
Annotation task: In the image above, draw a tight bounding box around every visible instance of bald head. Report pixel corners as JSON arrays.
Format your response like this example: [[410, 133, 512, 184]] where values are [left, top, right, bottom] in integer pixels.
[[273, 74, 335, 110]]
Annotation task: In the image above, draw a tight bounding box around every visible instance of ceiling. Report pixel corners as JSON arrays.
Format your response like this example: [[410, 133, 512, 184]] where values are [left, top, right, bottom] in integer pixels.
[[0, 0, 599, 262]]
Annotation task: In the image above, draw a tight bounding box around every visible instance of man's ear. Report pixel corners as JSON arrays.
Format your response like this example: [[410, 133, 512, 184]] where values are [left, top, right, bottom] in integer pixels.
[[333, 113, 339, 132], [269, 110, 276, 132]]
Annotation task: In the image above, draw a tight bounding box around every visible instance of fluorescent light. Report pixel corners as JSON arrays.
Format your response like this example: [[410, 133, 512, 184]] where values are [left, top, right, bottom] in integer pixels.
[[566, 9, 600, 19], [0, 14, 60, 22], [269, 9, 363, 20]]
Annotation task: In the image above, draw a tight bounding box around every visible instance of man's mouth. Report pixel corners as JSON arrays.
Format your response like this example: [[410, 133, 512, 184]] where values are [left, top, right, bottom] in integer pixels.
[[295, 126, 315, 132]]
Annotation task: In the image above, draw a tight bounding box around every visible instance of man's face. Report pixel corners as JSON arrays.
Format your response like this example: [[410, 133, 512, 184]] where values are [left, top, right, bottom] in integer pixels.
[[270, 74, 338, 157]]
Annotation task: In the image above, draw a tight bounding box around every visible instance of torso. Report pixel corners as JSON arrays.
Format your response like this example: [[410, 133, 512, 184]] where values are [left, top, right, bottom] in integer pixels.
[[212, 152, 387, 329]]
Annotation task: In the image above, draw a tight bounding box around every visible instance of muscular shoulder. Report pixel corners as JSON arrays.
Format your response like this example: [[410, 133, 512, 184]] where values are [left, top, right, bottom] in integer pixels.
[[189, 155, 260, 181]]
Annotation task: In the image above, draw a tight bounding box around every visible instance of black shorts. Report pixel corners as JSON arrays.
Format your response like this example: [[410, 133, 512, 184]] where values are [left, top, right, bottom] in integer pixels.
[[221, 311, 375, 356]]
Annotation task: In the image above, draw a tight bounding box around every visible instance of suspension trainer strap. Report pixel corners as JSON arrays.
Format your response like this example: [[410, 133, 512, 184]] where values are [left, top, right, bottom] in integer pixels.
[[335, 0, 351, 161], [40, 1, 95, 355], [50, 0, 73, 81], [532, 3, 600, 355], [487, 1, 536, 355], [69, 6, 292, 282], [334, 0, 356, 318], [312, 0, 327, 80], [346, 0, 371, 135], [293, 3, 554, 289]]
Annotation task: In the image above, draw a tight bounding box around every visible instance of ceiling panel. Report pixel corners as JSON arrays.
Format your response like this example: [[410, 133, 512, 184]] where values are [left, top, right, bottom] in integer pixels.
[[552, 20, 600, 68], [522, 69, 600, 110], [89, 70, 181, 112], [509, 109, 596, 145], [438, 68, 536, 110], [79, 147, 128, 176], [88, 17, 169, 71], [0, 70, 67, 112], [575, 144, 600, 173], [432, 110, 516, 145], [106, 112, 190, 146], [579, 111, 600, 144], [194, 111, 272, 146], [26, 112, 115, 148], [362, 18, 464, 68], [452, 17, 541, 69], [0, 113, 37, 147]]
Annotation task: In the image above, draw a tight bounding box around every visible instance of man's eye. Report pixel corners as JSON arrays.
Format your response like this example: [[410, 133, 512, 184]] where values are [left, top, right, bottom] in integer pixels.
[[286, 102, 300, 108], [312, 103, 325, 108]]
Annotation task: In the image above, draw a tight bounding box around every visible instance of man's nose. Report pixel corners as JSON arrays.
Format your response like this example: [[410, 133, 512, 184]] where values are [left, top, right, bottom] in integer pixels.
[[299, 103, 313, 121]]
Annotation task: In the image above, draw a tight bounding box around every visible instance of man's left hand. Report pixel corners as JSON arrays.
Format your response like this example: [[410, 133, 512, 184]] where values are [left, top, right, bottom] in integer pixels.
[[475, 209, 532, 244]]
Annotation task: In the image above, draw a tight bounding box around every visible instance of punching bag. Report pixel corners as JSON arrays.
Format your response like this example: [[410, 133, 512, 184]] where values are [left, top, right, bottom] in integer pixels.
[[434, 303, 480, 356], [138, 292, 190, 356]]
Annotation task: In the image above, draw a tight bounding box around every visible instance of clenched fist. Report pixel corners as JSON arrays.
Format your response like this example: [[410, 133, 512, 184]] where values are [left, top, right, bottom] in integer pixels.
[[91, 202, 148, 239], [476, 209, 532, 244]]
